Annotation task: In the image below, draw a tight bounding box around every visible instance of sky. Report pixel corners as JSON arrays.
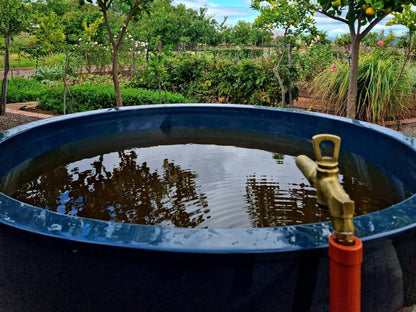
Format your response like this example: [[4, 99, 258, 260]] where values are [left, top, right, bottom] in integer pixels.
[[172, 0, 407, 40]]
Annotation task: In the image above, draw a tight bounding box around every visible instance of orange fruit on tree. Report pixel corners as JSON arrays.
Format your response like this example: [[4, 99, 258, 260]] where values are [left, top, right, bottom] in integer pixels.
[[365, 6, 375, 15]]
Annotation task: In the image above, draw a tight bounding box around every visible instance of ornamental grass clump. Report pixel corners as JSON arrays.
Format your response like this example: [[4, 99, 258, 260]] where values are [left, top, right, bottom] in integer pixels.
[[311, 50, 416, 123]]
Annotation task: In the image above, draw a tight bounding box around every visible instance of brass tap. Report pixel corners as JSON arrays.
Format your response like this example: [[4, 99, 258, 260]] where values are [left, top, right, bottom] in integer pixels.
[[296, 134, 355, 246]]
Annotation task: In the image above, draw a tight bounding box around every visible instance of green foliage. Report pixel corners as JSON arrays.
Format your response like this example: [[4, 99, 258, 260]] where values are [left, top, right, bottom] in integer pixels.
[[0, 0, 32, 38], [292, 42, 336, 81], [334, 33, 352, 47], [32, 11, 65, 53], [309, 0, 415, 27], [38, 84, 186, 114], [251, 0, 315, 35], [5, 78, 47, 103], [32, 67, 65, 85], [230, 21, 266, 46], [386, 4, 416, 35], [361, 31, 379, 47], [310, 50, 416, 122], [0, 52, 35, 68], [129, 54, 296, 106], [212, 47, 265, 60]]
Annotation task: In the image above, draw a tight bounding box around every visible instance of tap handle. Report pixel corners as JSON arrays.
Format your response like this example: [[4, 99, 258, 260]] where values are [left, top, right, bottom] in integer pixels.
[[312, 134, 341, 168]]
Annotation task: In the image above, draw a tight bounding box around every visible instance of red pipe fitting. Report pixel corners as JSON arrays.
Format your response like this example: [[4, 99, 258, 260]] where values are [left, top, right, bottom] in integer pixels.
[[329, 233, 363, 312]]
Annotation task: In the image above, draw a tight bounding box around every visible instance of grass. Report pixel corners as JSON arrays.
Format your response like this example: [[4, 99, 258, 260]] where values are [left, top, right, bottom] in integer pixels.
[[310, 51, 416, 122], [0, 53, 36, 69]]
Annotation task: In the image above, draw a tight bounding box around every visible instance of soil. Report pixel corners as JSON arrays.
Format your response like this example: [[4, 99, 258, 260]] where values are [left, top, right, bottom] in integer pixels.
[[0, 112, 43, 132], [0, 102, 56, 132]]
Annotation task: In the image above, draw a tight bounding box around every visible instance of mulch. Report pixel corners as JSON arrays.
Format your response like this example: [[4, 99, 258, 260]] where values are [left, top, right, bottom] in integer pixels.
[[0, 111, 46, 132]]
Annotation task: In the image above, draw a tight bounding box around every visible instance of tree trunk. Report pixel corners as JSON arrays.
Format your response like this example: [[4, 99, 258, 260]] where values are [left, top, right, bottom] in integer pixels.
[[390, 33, 413, 94], [274, 31, 288, 108], [275, 69, 285, 108], [157, 78, 162, 104], [63, 51, 74, 114], [346, 36, 360, 119], [1, 34, 11, 116], [112, 50, 122, 107], [288, 42, 293, 108], [131, 40, 136, 78]]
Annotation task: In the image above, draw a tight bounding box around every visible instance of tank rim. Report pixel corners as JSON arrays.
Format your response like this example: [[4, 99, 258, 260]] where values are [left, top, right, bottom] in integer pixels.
[[1, 104, 415, 254]]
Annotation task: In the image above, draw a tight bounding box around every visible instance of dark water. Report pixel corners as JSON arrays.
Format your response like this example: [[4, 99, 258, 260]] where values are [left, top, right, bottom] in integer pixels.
[[0, 130, 411, 228]]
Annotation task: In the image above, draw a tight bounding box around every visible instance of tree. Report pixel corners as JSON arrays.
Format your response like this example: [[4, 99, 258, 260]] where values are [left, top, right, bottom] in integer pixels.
[[0, 0, 32, 115], [386, 4, 416, 92], [189, 7, 218, 52], [86, 0, 153, 107], [133, 0, 197, 51], [231, 21, 253, 45], [252, 0, 315, 107], [301, 0, 416, 119], [32, 11, 65, 53], [61, 1, 104, 45]]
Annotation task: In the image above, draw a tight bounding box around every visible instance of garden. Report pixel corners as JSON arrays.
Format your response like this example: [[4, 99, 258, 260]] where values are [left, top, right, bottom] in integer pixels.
[[1, 0, 415, 124], [2, 1, 416, 310]]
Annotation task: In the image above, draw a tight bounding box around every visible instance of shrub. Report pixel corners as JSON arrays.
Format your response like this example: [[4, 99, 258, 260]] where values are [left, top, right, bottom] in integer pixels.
[[38, 84, 187, 114], [292, 42, 336, 82], [6, 78, 48, 103], [129, 55, 295, 106], [310, 50, 416, 122], [32, 66, 65, 85]]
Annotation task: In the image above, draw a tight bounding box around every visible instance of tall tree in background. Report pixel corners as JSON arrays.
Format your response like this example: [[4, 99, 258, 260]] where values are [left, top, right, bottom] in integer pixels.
[[301, 0, 416, 119], [32, 11, 65, 53], [252, 0, 315, 107], [386, 4, 416, 92], [0, 0, 31, 115], [86, 0, 153, 107]]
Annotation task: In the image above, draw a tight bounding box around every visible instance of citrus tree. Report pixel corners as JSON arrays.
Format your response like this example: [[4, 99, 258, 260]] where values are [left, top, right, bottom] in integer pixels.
[[386, 4, 416, 91], [301, 0, 416, 119], [251, 0, 315, 107]]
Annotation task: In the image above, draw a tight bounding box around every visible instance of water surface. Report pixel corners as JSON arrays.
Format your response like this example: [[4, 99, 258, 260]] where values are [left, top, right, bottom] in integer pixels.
[[1, 129, 410, 228]]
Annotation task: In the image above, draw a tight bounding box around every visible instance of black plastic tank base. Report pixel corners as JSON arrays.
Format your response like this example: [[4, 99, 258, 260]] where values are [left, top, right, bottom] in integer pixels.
[[1, 104, 416, 311]]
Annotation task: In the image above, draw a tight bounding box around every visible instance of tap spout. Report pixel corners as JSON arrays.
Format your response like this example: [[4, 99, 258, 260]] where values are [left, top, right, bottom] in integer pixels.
[[295, 155, 317, 186], [296, 134, 355, 246]]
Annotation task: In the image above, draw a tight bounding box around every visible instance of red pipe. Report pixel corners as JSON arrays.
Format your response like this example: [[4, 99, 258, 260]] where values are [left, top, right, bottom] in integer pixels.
[[329, 234, 363, 312]]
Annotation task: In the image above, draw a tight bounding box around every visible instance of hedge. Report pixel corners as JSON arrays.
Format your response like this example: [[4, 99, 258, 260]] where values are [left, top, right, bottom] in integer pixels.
[[38, 84, 187, 114], [5, 78, 48, 103], [5, 79, 187, 114], [129, 55, 298, 106]]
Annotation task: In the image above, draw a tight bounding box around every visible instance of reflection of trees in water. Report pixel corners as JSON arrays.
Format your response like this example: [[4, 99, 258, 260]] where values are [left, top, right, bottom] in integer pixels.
[[245, 176, 327, 227], [272, 153, 285, 165], [13, 150, 209, 228], [244, 153, 405, 227], [244, 152, 327, 227]]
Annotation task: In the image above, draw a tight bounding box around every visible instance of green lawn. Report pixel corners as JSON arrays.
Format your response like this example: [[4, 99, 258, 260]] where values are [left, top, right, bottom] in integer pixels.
[[0, 53, 36, 69]]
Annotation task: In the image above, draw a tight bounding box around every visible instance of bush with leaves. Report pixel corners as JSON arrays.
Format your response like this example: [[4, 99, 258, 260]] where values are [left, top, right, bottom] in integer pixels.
[[212, 47, 265, 60], [292, 42, 336, 82], [32, 66, 65, 85], [129, 54, 295, 106], [38, 84, 187, 114], [310, 49, 416, 122], [6, 78, 48, 103]]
